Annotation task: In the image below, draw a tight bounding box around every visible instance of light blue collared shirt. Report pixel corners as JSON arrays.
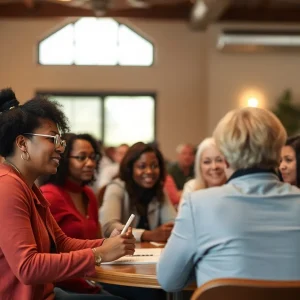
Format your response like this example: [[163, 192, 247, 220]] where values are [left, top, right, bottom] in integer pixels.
[[157, 172, 300, 292]]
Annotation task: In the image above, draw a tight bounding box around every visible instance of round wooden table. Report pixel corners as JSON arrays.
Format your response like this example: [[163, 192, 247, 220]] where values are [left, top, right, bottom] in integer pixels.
[[88, 242, 196, 300], [91, 243, 163, 289]]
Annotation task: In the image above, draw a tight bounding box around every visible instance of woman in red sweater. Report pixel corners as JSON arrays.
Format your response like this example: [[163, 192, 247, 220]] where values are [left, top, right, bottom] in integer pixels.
[[40, 133, 119, 296]]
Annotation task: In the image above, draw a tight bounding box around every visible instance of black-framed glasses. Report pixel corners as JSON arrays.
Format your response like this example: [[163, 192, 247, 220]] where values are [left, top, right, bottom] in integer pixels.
[[24, 133, 66, 149], [69, 154, 100, 163]]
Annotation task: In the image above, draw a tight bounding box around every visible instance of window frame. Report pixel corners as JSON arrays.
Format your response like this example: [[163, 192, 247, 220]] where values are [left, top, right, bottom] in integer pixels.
[[37, 18, 155, 67], [36, 91, 157, 145]]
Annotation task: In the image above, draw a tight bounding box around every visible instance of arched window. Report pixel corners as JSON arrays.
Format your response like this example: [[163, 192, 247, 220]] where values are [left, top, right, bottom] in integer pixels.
[[38, 18, 154, 66]]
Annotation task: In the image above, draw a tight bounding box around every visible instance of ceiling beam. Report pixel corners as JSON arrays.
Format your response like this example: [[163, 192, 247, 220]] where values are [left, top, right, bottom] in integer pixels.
[[260, 0, 272, 8], [190, 0, 232, 30], [0, 1, 192, 19], [219, 6, 300, 23], [23, 0, 34, 9]]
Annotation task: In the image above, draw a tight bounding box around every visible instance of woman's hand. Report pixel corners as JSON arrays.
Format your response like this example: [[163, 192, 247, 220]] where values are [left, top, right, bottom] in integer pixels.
[[141, 222, 174, 242], [109, 228, 121, 238], [94, 228, 136, 262], [109, 226, 135, 238], [121, 227, 135, 240]]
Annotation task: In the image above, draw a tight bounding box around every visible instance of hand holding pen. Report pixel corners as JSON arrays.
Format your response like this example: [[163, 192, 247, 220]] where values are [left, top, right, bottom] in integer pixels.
[[109, 214, 135, 238], [96, 215, 136, 262]]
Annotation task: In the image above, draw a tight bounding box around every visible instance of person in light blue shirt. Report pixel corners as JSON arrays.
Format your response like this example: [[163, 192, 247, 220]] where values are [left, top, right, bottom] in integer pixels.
[[157, 106, 300, 292]]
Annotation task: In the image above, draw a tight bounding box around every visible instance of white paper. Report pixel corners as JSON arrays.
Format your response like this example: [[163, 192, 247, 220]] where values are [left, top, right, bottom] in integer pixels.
[[150, 241, 165, 247], [102, 248, 162, 265]]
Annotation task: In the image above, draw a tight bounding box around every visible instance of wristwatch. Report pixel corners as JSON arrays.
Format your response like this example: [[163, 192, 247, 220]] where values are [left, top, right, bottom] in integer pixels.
[[92, 248, 102, 266]]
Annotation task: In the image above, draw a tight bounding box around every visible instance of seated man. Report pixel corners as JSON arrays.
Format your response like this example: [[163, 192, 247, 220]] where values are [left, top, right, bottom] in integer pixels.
[[167, 143, 195, 191], [157, 106, 300, 292]]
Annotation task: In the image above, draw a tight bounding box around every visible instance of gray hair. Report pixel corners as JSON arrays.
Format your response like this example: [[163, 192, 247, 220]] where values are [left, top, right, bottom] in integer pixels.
[[175, 143, 194, 154]]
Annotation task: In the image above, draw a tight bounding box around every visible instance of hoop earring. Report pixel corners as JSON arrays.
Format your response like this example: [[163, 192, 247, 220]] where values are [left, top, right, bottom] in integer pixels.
[[21, 151, 30, 161]]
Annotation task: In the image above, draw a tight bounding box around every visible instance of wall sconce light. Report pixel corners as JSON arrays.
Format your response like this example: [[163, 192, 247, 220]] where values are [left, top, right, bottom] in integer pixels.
[[247, 97, 259, 107], [239, 88, 265, 108]]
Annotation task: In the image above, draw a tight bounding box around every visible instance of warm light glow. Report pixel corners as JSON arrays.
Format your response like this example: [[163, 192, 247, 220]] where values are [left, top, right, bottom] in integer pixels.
[[247, 97, 258, 107], [239, 88, 265, 108]]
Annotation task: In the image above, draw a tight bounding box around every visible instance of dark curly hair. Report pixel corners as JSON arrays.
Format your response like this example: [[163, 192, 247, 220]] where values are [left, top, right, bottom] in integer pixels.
[[0, 88, 69, 157], [285, 135, 300, 187], [119, 142, 166, 215], [40, 133, 101, 186]]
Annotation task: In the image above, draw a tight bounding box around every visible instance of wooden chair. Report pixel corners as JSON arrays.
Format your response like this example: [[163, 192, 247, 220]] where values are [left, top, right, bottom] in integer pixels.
[[191, 278, 300, 300]]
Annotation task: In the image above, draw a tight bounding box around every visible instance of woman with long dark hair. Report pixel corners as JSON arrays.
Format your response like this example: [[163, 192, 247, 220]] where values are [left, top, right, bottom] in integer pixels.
[[100, 142, 176, 242]]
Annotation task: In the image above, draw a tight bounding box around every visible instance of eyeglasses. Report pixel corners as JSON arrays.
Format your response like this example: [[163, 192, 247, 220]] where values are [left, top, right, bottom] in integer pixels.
[[24, 133, 66, 149], [69, 154, 101, 163]]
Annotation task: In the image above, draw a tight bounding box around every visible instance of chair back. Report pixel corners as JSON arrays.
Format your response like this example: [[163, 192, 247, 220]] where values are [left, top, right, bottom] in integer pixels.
[[191, 278, 300, 300], [97, 185, 108, 208]]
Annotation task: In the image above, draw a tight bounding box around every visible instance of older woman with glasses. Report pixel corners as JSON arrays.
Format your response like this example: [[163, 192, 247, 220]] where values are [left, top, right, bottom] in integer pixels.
[[0, 88, 135, 300]]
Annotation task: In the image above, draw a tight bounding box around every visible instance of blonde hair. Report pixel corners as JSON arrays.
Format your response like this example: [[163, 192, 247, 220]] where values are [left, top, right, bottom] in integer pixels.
[[194, 137, 218, 190], [213, 107, 287, 170]]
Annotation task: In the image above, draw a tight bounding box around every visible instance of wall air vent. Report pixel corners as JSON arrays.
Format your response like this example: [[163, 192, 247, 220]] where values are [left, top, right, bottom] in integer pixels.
[[217, 30, 300, 53]]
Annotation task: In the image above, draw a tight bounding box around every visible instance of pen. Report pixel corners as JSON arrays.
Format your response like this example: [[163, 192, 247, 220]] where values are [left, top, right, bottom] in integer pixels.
[[121, 214, 135, 235]]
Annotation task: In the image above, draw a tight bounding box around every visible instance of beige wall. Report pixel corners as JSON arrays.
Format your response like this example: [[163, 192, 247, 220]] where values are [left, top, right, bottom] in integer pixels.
[[207, 23, 300, 134], [2, 19, 300, 159], [0, 18, 207, 161]]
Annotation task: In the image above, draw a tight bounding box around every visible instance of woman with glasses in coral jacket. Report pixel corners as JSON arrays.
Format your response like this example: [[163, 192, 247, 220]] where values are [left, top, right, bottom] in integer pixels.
[[0, 89, 135, 300]]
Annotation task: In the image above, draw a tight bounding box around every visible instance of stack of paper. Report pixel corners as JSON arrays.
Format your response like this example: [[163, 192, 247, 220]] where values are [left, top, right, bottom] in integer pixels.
[[102, 248, 162, 265]]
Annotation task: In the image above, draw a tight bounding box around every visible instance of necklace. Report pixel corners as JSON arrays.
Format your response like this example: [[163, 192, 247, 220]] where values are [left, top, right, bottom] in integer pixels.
[[4, 160, 22, 175], [4, 160, 35, 189]]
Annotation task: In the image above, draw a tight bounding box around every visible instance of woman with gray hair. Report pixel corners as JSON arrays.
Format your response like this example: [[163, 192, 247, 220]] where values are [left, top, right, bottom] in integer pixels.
[[178, 137, 226, 209], [157, 107, 300, 292]]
